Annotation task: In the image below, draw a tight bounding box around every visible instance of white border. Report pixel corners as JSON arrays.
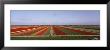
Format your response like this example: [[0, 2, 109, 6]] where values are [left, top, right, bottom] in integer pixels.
[[4, 4, 107, 47]]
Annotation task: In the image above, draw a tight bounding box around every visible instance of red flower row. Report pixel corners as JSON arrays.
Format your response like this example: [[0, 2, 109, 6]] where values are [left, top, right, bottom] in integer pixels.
[[52, 26, 65, 35]]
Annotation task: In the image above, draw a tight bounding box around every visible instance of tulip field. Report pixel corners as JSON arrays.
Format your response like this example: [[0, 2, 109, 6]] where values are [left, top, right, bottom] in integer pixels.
[[11, 25, 100, 40]]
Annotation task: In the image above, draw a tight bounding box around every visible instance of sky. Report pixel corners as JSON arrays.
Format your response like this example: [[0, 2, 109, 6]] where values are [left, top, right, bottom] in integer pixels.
[[11, 10, 100, 25]]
